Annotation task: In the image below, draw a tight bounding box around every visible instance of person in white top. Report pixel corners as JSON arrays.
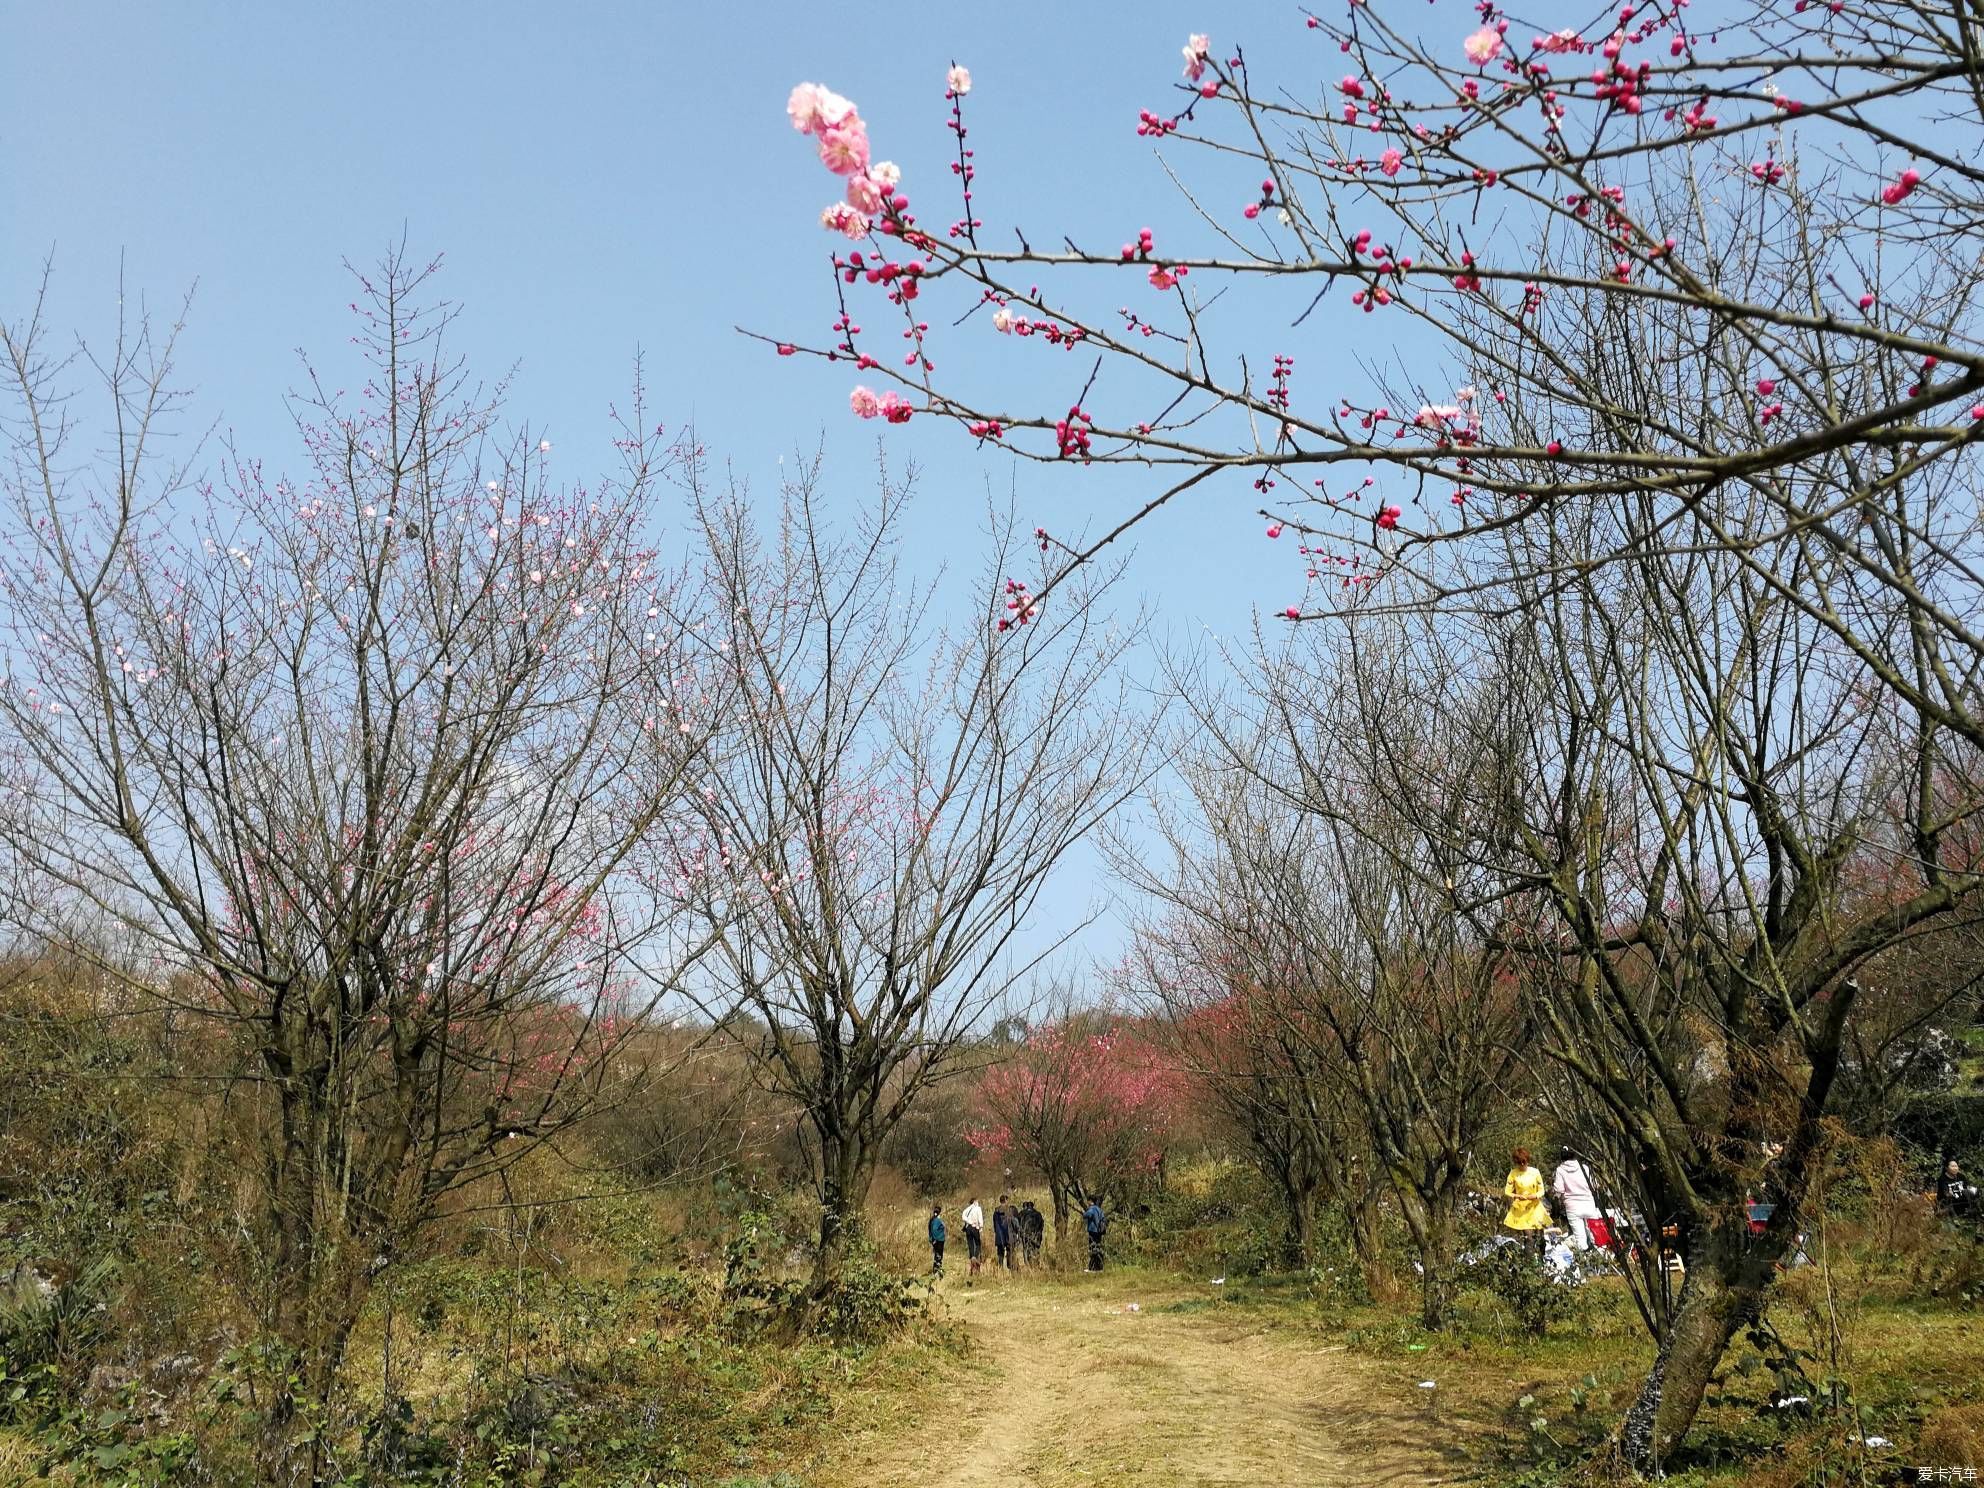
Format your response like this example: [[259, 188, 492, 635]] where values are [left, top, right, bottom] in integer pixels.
[[1552, 1149, 1602, 1251], [960, 1197, 986, 1276]]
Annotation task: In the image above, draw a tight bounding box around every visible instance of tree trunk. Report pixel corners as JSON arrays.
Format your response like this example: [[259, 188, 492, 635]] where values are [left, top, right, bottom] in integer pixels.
[[1286, 1185, 1317, 1270], [1344, 1189, 1392, 1300], [1395, 1188, 1458, 1330], [812, 1128, 871, 1289], [1616, 1218, 1775, 1475], [1051, 1186, 1071, 1255], [260, 1243, 370, 1485]]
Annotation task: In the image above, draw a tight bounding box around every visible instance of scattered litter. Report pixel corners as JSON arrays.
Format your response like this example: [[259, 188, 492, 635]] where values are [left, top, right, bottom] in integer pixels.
[[1126, 1302, 1142, 1312], [1406, 1343, 1427, 1351], [1773, 1395, 1811, 1410], [1418, 1380, 1437, 1389], [1210, 1276, 1226, 1286], [1865, 1437, 1890, 1449]]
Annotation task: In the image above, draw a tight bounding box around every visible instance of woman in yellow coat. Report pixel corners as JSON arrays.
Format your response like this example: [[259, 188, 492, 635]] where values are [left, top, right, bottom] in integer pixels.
[[1503, 1147, 1550, 1255]]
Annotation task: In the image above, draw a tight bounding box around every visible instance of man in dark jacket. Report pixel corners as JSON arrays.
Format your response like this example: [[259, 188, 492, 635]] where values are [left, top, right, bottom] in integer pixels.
[[1020, 1200, 1044, 1263], [1083, 1197, 1107, 1271], [928, 1204, 947, 1276], [993, 1194, 1015, 1270]]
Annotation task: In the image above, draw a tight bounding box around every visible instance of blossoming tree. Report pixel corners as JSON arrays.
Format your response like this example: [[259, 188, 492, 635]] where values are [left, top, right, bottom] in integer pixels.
[[769, 12, 1984, 740], [1133, 925, 1387, 1280], [0, 253, 718, 1473], [970, 1010, 1183, 1248], [770, 8, 1984, 1468]]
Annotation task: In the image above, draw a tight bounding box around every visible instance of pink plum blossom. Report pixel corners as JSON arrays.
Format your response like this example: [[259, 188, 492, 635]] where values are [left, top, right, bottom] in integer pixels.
[[820, 202, 871, 238], [1381, 148, 1404, 176], [947, 64, 972, 96], [1464, 26, 1504, 65], [992, 306, 1022, 333], [850, 387, 914, 423], [787, 82, 856, 134], [787, 82, 826, 132], [818, 118, 871, 175], [1881, 167, 1922, 205], [1183, 33, 1211, 81], [870, 160, 901, 190], [845, 173, 885, 214]]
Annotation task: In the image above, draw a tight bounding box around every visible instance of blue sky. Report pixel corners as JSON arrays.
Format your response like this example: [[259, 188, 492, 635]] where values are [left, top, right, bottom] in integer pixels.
[[4, 1, 1432, 974]]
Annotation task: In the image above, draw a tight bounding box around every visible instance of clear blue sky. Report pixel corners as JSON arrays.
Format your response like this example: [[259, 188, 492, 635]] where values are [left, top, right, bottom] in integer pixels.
[[3, 1, 1433, 973]]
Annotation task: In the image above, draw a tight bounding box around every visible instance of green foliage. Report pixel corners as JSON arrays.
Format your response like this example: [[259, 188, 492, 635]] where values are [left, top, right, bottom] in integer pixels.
[[1471, 1247, 1582, 1338], [719, 1207, 923, 1345], [1, 1353, 199, 1484], [805, 1250, 925, 1346], [0, 1254, 119, 1371], [1133, 1162, 1292, 1275]]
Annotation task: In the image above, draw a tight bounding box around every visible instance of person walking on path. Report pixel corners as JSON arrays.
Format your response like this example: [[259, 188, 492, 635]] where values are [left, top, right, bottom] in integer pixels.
[[1504, 1148, 1550, 1258], [1083, 1197, 1108, 1272], [961, 1197, 986, 1278], [928, 1204, 946, 1277], [993, 1194, 1015, 1270], [1551, 1148, 1602, 1252]]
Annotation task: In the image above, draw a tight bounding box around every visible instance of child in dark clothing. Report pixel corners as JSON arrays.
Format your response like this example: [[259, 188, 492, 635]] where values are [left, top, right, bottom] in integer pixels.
[[928, 1204, 946, 1276]]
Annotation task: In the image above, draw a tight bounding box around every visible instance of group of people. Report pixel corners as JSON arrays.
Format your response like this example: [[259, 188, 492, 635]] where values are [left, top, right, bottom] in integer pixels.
[[922, 1147, 1973, 1289], [927, 1193, 1048, 1277], [1501, 1146, 1608, 1252]]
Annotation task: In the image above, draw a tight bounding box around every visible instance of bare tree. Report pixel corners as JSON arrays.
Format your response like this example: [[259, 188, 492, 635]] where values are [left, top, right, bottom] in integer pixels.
[[0, 253, 715, 1475], [1134, 915, 1389, 1281], [671, 455, 1152, 1287], [1131, 693, 1532, 1328], [1445, 505, 1984, 1469]]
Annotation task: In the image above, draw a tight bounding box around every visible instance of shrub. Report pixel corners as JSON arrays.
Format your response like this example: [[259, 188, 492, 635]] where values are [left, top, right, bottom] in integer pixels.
[[1471, 1246, 1582, 1338], [805, 1248, 924, 1347]]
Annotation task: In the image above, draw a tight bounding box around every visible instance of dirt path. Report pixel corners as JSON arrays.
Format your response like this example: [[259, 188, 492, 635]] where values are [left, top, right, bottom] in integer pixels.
[[818, 1271, 1466, 1487]]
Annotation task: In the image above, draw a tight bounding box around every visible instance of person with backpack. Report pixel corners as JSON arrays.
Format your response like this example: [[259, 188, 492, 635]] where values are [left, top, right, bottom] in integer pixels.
[[1020, 1200, 1044, 1263], [928, 1203, 946, 1277], [993, 1194, 1016, 1270], [1083, 1196, 1108, 1271]]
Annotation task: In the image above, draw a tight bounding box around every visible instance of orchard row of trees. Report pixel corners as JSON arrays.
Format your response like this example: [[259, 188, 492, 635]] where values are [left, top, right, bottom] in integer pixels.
[[0, 253, 1149, 1478], [770, 0, 1984, 1473]]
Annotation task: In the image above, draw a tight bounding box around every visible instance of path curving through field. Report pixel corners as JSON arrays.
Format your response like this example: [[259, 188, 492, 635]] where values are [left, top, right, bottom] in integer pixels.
[[819, 1271, 1466, 1487]]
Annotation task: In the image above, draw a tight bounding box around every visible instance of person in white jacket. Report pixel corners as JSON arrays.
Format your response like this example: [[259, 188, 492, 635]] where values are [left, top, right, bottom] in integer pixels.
[[960, 1197, 986, 1277], [1552, 1149, 1603, 1251]]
